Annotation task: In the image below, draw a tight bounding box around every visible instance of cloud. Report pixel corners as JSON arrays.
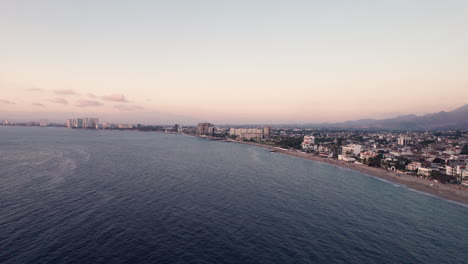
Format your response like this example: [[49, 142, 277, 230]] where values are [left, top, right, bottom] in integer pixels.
[[101, 94, 128, 102], [49, 98, 68, 104], [0, 99, 15, 104], [76, 100, 102, 107], [114, 104, 144, 111], [88, 93, 97, 98], [54, 89, 77, 95], [26, 87, 43, 92], [32, 103, 45, 107]]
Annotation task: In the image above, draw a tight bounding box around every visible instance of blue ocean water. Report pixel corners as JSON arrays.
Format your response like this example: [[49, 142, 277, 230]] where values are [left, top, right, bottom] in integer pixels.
[[0, 126, 467, 264]]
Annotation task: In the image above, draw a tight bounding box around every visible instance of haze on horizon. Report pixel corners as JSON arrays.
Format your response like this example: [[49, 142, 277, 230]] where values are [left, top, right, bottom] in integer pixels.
[[1, 0, 467, 125]]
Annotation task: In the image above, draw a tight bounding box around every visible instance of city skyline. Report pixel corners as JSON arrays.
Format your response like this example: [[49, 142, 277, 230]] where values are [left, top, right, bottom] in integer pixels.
[[1, 1, 468, 124]]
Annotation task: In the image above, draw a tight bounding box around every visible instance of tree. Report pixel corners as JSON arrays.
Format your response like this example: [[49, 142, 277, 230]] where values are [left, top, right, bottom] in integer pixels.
[[461, 145, 468, 155], [367, 155, 382, 167], [276, 136, 304, 149], [430, 170, 440, 179], [430, 171, 454, 183]]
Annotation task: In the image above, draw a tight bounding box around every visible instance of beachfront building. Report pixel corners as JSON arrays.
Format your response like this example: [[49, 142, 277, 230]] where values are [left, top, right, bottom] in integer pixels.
[[338, 155, 356, 163], [417, 167, 434, 177], [197, 123, 214, 136], [301, 135, 315, 150], [118, 124, 133, 129], [406, 162, 422, 171], [263, 126, 271, 139], [67, 118, 98, 129], [360, 151, 377, 160], [39, 119, 48, 127], [341, 144, 362, 156], [66, 118, 83, 128], [83, 118, 99, 129], [229, 127, 270, 141], [446, 165, 467, 177], [461, 170, 468, 186]]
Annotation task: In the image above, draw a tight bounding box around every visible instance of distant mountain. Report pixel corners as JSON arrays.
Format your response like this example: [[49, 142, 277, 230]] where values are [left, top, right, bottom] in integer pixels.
[[314, 104, 468, 130]]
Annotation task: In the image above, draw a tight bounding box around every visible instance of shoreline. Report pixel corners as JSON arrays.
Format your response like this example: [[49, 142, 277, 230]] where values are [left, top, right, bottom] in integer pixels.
[[224, 139, 468, 206]]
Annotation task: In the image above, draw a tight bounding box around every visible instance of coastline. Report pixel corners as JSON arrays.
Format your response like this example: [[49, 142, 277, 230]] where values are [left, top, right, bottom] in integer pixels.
[[224, 139, 468, 206]]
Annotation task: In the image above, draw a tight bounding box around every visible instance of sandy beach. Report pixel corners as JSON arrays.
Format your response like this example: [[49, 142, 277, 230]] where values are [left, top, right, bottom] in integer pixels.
[[228, 140, 468, 206]]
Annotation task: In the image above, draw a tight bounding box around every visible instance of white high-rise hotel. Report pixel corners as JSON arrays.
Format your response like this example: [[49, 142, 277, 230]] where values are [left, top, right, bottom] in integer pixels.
[[229, 127, 271, 141], [39, 119, 48, 127], [67, 118, 99, 129]]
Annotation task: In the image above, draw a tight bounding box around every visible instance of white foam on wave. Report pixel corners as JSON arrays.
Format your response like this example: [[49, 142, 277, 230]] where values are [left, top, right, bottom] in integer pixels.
[[271, 151, 468, 208], [370, 176, 402, 187]]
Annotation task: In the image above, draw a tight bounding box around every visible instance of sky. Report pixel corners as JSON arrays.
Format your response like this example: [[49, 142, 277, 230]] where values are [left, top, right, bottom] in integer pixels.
[[1, 0, 467, 125]]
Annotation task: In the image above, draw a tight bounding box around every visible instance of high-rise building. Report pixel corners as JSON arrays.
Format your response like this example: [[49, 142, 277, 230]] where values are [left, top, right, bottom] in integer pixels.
[[197, 123, 214, 136], [398, 136, 411, 146], [263, 126, 271, 139], [67, 117, 98, 128], [83, 118, 98, 129], [39, 119, 48, 127], [174, 124, 182, 132], [76, 119, 83, 128], [229, 127, 271, 141]]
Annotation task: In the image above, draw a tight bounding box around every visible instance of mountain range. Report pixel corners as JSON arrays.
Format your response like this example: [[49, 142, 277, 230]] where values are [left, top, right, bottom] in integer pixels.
[[311, 104, 468, 130]]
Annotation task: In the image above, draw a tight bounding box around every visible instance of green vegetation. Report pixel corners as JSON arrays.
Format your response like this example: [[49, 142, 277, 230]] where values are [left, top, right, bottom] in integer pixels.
[[366, 154, 383, 167], [314, 137, 334, 143], [275, 136, 304, 150], [429, 170, 454, 183], [461, 145, 468, 155], [420, 140, 435, 146]]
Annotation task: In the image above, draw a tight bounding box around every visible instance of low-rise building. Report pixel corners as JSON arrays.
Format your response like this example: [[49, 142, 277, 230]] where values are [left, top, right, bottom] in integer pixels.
[[341, 144, 362, 156], [417, 167, 434, 177], [406, 162, 422, 171], [360, 152, 377, 160]]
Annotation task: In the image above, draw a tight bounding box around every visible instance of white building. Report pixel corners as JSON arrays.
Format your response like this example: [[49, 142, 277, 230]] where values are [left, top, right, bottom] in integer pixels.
[[360, 152, 377, 160], [341, 144, 362, 156], [406, 162, 422, 171], [83, 118, 99, 129], [301, 135, 315, 150], [461, 170, 468, 186], [67, 118, 98, 128], [417, 167, 434, 177], [446, 165, 467, 176], [398, 136, 412, 146], [118, 124, 133, 129], [338, 155, 356, 162], [39, 119, 48, 127], [230, 127, 269, 141]]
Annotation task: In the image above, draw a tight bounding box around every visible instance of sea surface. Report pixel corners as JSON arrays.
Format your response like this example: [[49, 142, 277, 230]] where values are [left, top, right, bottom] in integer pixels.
[[1, 126, 467, 264]]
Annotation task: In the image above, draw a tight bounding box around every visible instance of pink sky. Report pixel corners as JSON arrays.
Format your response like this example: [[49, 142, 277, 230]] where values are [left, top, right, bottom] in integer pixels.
[[1, 1, 467, 124]]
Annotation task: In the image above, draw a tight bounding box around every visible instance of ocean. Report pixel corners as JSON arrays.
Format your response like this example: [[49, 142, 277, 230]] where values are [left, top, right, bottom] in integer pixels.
[[1, 126, 467, 264]]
